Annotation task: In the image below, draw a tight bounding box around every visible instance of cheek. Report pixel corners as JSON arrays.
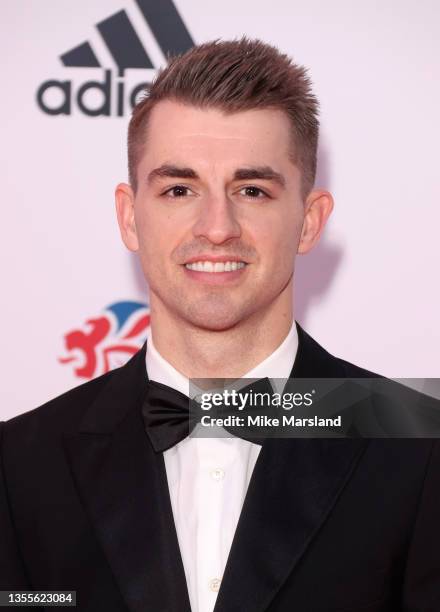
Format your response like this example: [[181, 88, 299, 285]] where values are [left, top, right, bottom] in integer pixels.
[[136, 217, 180, 278], [279, 208, 303, 250], [267, 228, 301, 282], [136, 201, 186, 245], [258, 214, 301, 259], [135, 207, 161, 250]]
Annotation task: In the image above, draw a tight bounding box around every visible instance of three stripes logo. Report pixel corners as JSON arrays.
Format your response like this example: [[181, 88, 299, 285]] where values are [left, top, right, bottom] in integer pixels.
[[36, 0, 194, 116]]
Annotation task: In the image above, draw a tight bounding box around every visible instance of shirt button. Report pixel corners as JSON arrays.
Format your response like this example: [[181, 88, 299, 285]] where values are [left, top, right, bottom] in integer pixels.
[[210, 468, 225, 481], [209, 578, 221, 592]]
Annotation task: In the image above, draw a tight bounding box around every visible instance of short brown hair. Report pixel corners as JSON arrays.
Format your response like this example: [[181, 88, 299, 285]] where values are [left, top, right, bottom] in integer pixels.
[[128, 37, 319, 198]]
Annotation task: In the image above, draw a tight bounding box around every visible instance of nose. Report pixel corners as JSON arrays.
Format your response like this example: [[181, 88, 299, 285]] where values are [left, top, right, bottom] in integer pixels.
[[192, 193, 241, 245]]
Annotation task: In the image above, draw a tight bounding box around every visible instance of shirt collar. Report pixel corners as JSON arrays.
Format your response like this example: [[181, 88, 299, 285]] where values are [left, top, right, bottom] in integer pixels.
[[145, 321, 298, 396]]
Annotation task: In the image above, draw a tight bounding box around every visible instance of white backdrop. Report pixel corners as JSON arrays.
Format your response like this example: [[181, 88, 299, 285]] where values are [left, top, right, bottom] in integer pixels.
[[2, 0, 439, 420]]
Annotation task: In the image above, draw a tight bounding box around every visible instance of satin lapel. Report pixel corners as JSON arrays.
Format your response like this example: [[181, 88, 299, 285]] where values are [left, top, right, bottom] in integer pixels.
[[63, 345, 191, 612], [214, 437, 368, 612], [213, 323, 370, 612]]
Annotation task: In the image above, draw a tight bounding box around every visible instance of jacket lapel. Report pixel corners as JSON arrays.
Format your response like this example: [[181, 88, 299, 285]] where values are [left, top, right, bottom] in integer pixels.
[[213, 323, 369, 612], [63, 345, 191, 612]]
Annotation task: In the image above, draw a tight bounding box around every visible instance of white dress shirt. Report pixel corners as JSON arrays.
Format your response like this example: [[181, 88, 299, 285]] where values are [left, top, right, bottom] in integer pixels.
[[145, 322, 298, 612]]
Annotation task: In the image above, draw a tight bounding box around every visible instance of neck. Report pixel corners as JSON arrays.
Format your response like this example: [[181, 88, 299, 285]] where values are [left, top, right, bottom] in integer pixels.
[[148, 289, 294, 379]]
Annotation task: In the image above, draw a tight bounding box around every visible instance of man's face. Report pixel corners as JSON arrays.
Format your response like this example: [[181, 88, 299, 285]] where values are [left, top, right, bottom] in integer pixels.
[[117, 100, 326, 331]]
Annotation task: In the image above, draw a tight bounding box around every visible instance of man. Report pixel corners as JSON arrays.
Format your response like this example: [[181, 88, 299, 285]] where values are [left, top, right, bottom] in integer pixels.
[[1, 38, 439, 611]]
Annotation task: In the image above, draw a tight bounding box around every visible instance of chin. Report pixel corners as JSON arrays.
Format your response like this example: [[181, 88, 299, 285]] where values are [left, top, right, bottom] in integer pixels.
[[183, 301, 250, 332]]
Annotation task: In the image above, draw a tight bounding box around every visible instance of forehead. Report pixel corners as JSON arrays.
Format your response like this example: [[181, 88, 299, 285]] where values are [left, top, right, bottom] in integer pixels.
[[140, 100, 294, 169]]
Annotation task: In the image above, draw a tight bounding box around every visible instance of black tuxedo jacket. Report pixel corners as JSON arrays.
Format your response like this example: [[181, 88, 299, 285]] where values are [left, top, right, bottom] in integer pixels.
[[1, 323, 439, 611]]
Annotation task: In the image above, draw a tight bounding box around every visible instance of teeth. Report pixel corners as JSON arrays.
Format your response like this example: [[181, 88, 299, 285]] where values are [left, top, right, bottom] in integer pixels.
[[185, 261, 247, 273]]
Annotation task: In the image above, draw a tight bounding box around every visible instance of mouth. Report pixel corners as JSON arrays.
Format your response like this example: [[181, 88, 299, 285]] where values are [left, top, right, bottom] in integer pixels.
[[184, 260, 248, 273], [181, 259, 249, 284]]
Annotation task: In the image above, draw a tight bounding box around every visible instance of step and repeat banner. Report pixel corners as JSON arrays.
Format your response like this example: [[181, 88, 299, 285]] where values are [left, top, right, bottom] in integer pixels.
[[2, 0, 439, 419]]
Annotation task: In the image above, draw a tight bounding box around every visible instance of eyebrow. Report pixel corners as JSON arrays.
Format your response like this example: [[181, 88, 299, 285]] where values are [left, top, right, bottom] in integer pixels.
[[233, 166, 286, 188], [147, 164, 286, 188], [147, 164, 198, 183]]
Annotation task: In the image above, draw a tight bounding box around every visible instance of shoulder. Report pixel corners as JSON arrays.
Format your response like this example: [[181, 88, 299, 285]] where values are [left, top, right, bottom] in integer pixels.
[[336, 357, 382, 379], [2, 342, 147, 448], [3, 369, 116, 441], [3, 342, 147, 439], [296, 322, 383, 379]]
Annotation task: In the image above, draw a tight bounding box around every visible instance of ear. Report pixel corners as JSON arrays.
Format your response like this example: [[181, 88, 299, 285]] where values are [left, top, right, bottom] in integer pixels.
[[115, 182, 139, 252], [297, 189, 334, 254]]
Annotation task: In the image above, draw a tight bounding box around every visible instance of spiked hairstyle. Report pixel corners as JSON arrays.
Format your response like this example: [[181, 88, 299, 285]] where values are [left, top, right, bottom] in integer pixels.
[[128, 38, 319, 199]]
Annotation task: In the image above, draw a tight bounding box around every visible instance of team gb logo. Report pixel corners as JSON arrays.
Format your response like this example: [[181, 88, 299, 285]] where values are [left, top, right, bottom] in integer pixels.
[[59, 300, 150, 379]]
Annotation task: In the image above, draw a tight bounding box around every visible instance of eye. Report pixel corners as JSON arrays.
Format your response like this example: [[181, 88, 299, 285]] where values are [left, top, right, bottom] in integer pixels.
[[162, 185, 194, 198], [238, 186, 269, 199]]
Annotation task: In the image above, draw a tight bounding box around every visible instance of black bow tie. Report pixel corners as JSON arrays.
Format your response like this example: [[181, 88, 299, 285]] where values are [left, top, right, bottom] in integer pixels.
[[142, 377, 273, 452]]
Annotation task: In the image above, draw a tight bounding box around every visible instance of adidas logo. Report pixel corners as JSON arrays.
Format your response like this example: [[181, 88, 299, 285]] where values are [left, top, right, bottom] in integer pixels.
[[36, 0, 194, 116]]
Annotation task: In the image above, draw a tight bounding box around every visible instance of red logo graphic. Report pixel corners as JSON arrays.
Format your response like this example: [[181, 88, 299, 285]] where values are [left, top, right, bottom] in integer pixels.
[[59, 301, 150, 379]]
